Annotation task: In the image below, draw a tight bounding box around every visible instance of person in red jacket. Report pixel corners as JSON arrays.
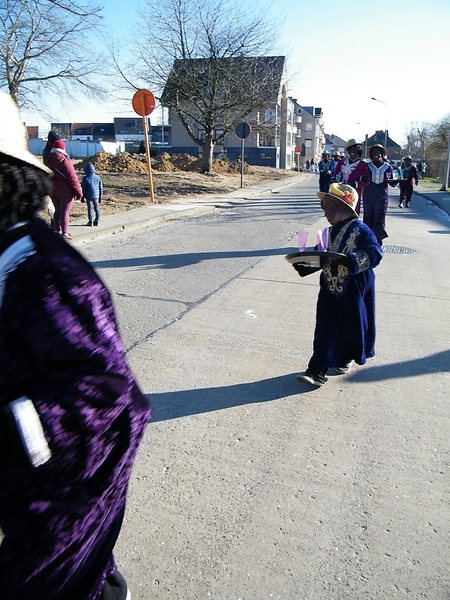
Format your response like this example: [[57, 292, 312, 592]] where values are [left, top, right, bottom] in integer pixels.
[[44, 139, 82, 239]]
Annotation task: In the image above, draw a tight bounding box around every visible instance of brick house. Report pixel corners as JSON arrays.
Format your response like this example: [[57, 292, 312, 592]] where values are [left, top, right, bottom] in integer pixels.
[[161, 56, 302, 169]]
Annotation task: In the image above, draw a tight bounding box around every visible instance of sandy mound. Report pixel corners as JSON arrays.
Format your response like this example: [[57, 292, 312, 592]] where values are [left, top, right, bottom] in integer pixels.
[[74, 151, 253, 175]]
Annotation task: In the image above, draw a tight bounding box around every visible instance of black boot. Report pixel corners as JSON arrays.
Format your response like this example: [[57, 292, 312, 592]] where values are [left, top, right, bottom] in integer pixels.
[[100, 569, 130, 600]]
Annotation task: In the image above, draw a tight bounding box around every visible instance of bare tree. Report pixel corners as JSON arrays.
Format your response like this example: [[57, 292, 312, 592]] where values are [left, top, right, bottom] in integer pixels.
[[122, 0, 284, 173], [403, 123, 425, 157], [427, 114, 450, 156], [0, 0, 105, 113]]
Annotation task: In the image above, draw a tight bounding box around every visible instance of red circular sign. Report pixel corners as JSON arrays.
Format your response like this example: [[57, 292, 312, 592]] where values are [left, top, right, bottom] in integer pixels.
[[132, 89, 156, 116]]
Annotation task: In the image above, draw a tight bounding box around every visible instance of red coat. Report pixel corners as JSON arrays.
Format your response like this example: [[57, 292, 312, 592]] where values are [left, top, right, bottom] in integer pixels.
[[45, 149, 82, 199]]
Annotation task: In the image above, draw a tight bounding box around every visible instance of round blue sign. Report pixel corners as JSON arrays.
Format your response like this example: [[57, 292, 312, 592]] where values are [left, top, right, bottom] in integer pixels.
[[235, 122, 252, 139]]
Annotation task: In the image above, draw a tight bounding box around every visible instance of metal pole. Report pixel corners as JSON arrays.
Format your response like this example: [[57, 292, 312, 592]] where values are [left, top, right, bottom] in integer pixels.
[[140, 95, 155, 203], [439, 135, 450, 191], [371, 97, 388, 150], [240, 137, 244, 188]]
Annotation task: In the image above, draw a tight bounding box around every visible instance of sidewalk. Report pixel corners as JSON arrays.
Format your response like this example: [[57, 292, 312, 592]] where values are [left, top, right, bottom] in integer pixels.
[[412, 181, 450, 216]]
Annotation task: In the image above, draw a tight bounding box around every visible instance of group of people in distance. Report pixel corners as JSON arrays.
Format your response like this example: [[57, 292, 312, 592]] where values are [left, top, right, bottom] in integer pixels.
[[318, 139, 420, 245], [293, 137, 421, 388]]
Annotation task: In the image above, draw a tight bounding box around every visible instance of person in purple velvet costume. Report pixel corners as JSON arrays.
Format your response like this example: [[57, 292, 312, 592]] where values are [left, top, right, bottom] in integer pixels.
[[333, 139, 370, 215], [0, 91, 151, 599], [363, 144, 393, 245]]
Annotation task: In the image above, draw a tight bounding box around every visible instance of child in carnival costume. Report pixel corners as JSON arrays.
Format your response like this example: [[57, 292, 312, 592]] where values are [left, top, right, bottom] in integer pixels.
[[293, 183, 383, 387]]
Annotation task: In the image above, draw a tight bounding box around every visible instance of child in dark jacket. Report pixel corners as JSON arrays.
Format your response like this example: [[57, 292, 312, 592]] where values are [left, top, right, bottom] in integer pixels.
[[81, 162, 103, 226]]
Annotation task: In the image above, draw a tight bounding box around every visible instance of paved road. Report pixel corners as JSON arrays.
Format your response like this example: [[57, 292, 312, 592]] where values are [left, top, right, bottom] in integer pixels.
[[80, 176, 450, 599]]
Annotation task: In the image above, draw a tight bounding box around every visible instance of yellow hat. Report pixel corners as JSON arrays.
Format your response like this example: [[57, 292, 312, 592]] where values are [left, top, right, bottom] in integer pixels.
[[317, 182, 359, 216], [0, 91, 51, 174]]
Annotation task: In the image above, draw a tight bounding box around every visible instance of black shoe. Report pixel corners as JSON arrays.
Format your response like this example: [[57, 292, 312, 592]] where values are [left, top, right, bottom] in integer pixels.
[[93, 220, 99, 226], [335, 362, 352, 375], [297, 370, 328, 387], [100, 569, 130, 600], [86, 221, 93, 227], [398, 203, 403, 208]]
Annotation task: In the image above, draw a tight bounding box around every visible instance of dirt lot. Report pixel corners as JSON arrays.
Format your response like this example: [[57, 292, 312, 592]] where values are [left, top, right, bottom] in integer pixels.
[[68, 152, 298, 220]]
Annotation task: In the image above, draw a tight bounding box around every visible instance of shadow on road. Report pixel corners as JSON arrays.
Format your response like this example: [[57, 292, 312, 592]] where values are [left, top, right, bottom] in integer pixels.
[[350, 349, 450, 382], [146, 373, 313, 422], [91, 246, 296, 270], [145, 349, 449, 422]]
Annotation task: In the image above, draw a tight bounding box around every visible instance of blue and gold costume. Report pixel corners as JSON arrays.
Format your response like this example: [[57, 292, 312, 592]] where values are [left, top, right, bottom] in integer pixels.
[[309, 217, 383, 372]]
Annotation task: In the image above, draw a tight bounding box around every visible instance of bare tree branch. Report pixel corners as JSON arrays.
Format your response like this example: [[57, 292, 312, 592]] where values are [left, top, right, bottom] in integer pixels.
[[113, 0, 284, 172], [0, 0, 108, 114]]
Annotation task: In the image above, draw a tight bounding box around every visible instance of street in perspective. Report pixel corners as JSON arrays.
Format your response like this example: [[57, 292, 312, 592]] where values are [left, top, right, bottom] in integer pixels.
[[75, 174, 450, 599]]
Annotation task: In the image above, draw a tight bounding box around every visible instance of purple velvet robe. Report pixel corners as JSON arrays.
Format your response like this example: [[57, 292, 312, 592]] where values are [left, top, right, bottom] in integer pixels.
[[0, 219, 151, 599], [363, 161, 393, 241]]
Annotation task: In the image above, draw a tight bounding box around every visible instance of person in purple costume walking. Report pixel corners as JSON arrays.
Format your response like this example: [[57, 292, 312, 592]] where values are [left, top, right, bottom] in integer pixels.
[[363, 144, 393, 245], [0, 91, 151, 600], [333, 139, 370, 215], [398, 156, 418, 208]]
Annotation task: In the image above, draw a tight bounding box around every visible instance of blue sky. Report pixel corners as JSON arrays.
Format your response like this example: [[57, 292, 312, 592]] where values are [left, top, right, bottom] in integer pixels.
[[22, 0, 450, 146]]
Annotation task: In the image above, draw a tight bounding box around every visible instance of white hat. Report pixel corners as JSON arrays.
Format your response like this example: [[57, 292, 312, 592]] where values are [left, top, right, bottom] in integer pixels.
[[0, 91, 51, 174]]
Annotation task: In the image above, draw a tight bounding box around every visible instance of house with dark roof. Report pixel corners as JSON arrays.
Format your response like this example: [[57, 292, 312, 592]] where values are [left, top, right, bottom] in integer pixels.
[[366, 130, 402, 160], [161, 56, 298, 168], [324, 133, 347, 156]]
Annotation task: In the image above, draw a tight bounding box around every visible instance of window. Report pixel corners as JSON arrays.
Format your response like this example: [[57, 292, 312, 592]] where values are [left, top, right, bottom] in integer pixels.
[[264, 109, 277, 124]]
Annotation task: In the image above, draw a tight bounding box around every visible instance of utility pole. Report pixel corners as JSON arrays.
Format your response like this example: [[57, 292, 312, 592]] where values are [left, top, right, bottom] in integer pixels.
[[439, 135, 450, 192]]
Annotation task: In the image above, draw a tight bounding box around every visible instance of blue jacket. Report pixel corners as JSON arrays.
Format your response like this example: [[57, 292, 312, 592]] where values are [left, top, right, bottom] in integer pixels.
[[81, 163, 103, 201]]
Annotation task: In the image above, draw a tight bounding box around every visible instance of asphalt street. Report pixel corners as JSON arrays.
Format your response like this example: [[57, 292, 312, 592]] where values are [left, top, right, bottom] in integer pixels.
[[74, 175, 450, 599]]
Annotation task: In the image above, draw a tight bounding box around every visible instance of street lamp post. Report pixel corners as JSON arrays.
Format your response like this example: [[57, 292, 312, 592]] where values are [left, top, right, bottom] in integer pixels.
[[371, 97, 388, 150]]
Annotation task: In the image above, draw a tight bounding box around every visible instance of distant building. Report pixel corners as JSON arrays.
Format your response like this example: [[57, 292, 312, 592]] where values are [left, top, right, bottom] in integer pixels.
[[161, 56, 297, 168], [292, 104, 325, 163], [324, 133, 347, 156], [25, 125, 39, 140], [366, 130, 402, 161]]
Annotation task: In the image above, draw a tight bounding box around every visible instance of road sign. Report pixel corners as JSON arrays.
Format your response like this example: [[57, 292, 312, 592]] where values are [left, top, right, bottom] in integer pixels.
[[295, 145, 301, 153], [235, 122, 251, 139], [131, 89, 156, 202], [132, 89, 156, 116]]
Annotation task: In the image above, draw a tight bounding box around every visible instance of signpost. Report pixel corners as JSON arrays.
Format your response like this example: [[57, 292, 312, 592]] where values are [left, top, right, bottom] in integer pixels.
[[235, 122, 252, 188], [294, 144, 301, 172], [132, 89, 156, 203]]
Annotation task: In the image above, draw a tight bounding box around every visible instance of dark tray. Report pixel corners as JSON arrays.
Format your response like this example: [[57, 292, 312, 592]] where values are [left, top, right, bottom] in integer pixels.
[[285, 251, 346, 268]]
